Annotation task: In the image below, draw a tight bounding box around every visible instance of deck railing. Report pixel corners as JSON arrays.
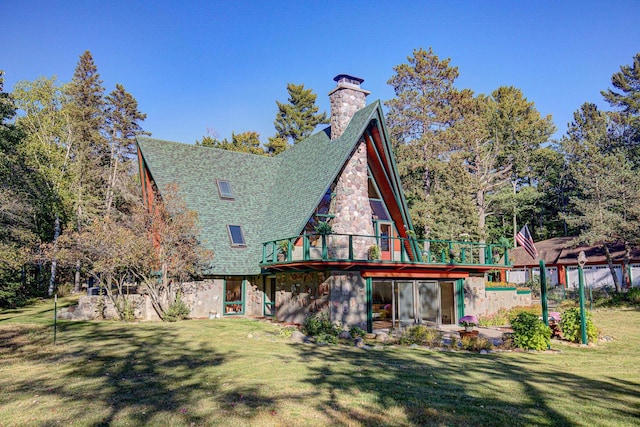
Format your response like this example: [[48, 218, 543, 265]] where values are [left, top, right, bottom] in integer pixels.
[[261, 233, 510, 267]]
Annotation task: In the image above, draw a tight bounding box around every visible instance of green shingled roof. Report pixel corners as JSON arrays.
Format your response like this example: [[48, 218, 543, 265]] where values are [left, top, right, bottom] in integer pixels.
[[137, 101, 384, 276]]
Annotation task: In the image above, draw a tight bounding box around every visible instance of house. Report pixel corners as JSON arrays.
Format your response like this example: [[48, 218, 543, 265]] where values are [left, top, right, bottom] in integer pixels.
[[136, 75, 516, 331], [507, 236, 640, 290]]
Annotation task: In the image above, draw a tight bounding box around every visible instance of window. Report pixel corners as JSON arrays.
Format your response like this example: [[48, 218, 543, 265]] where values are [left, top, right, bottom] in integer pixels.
[[217, 179, 234, 199], [227, 225, 246, 246]]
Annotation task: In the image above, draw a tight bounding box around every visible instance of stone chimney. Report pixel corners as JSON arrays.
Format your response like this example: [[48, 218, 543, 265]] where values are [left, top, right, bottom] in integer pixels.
[[328, 74, 370, 140]]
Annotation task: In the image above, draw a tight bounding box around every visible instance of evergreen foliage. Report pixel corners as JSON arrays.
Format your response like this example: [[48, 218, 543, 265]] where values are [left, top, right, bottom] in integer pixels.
[[273, 83, 328, 146]]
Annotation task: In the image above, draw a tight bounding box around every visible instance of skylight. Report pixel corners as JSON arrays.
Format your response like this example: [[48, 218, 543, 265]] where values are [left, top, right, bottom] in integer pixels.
[[217, 179, 234, 199], [227, 225, 246, 246]]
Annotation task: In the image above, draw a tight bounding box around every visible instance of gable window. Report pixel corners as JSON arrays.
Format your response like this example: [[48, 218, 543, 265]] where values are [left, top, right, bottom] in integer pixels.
[[217, 179, 234, 199], [227, 225, 246, 246]]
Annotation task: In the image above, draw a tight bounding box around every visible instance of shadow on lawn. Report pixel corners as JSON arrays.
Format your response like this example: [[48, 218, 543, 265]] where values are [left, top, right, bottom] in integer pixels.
[[0, 322, 232, 426], [292, 344, 640, 426]]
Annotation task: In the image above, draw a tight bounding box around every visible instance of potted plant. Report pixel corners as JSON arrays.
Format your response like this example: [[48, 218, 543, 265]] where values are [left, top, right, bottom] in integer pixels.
[[458, 315, 478, 332], [368, 245, 381, 260], [314, 221, 333, 236], [277, 240, 289, 262]]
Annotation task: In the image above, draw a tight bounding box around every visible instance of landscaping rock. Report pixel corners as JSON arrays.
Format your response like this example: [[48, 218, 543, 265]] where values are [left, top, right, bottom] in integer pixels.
[[354, 337, 365, 348], [290, 330, 306, 343], [339, 331, 352, 340], [375, 332, 389, 342]]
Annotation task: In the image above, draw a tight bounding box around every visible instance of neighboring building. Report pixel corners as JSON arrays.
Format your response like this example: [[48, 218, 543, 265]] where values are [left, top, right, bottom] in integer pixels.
[[136, 75, 515, 331], [507, 237, 640, 290]]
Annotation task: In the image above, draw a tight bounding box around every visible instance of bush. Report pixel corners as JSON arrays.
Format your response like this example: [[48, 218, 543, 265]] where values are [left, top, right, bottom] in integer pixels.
[[507, 305, 542, 324], [628, 287, 640, 304], [162, 292, 190, 322], [478, 308, 510, 327], [460, 336, 493, 352], [277, 326, 296, 339], [560, 307, 598, 344], [399, 325, 443, 347], [302, 313, 340, 342], [510, 312, 551, 350], [349, 326, 366, 338], [56, 282, 74, 297]]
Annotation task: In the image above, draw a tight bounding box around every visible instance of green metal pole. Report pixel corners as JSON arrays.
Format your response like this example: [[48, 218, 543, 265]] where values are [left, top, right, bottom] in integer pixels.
[[539, 260, 548, 326], [53, 294, 57, 345], [577, 265, 588, 345]]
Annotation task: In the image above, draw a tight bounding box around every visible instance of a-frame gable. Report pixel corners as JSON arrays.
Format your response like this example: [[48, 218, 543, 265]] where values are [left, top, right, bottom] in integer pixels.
[[363, 107, 421, 261]]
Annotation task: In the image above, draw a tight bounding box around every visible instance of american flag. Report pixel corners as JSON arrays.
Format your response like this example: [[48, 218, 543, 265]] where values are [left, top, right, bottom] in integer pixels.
[[516, 225, 538, 260]]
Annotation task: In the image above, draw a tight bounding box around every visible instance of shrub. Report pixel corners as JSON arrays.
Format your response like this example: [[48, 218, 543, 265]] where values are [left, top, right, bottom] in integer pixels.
[[559, 307, 598, 343], [162, 292, 190, 322], [302, 313, 340, 341], [449, 334, 460, 350], [510, 312, 551, 350], [349, 326, 366, 338], [478, 308, 510, 327], [277, 326, 296, 339], [399, 325, 443, 347], [628, 287, 640, 304], [315, 332, 338, 344], [460, 336, 493, 352], [56, 282, 74, 297], [507, 305, 542, 324]]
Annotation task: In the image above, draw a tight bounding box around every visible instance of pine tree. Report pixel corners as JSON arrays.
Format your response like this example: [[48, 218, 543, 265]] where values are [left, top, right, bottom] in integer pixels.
[[560, 103, 640, 292], [66, 50, 108, 230], [385, 47, 467, 240], [104, 83, 149, 215], [273, 83, 328, 146]]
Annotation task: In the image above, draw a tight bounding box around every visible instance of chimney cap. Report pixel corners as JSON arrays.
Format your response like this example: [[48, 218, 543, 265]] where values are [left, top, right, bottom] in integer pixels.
[[333, 74, 364, 86]]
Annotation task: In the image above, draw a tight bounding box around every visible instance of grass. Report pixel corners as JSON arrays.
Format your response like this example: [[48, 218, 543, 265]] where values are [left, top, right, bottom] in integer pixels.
[[1, 298, 639, 426]]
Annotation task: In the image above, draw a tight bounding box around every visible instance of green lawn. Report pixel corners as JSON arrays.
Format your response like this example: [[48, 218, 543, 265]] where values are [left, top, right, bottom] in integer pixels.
[[1, 298, 639, 426]]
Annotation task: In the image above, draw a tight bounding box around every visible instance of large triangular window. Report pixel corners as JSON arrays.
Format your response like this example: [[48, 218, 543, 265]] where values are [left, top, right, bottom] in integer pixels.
[[368, 173, 390, 221]]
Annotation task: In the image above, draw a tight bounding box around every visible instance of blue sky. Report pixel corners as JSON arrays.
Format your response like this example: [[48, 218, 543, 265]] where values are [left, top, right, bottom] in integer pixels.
[[3, 1, 639, 145]]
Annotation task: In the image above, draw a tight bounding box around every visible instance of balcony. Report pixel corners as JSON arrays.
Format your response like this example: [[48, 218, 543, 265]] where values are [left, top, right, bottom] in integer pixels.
[[261, 233, 510, 267]]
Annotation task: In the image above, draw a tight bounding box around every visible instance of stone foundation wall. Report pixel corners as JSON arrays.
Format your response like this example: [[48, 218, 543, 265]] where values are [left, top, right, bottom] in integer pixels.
[[57, 294, 147, 321], [245, 278, 263, 317], [329, 271, 367, 330], [182, 279, 223, 319], [463, 277, 533, 317], [275, 272, 330, 324]]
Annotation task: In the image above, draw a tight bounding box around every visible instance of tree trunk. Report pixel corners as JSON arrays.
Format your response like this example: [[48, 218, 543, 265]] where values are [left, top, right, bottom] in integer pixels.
[[74, 260, 81, 293], [48, 215, 60, 296], [602, 243, 621, 293], [622, 241, 631, 289], [477, 188, 486, 265], [512, 179, 517, 247]]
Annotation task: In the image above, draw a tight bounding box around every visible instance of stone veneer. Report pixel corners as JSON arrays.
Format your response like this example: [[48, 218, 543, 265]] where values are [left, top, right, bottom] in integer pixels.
[[328, 139, 375, 260], [329, 271, 367, 330], [463, 276, 532, 317], [329, 76, 370, 140]]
